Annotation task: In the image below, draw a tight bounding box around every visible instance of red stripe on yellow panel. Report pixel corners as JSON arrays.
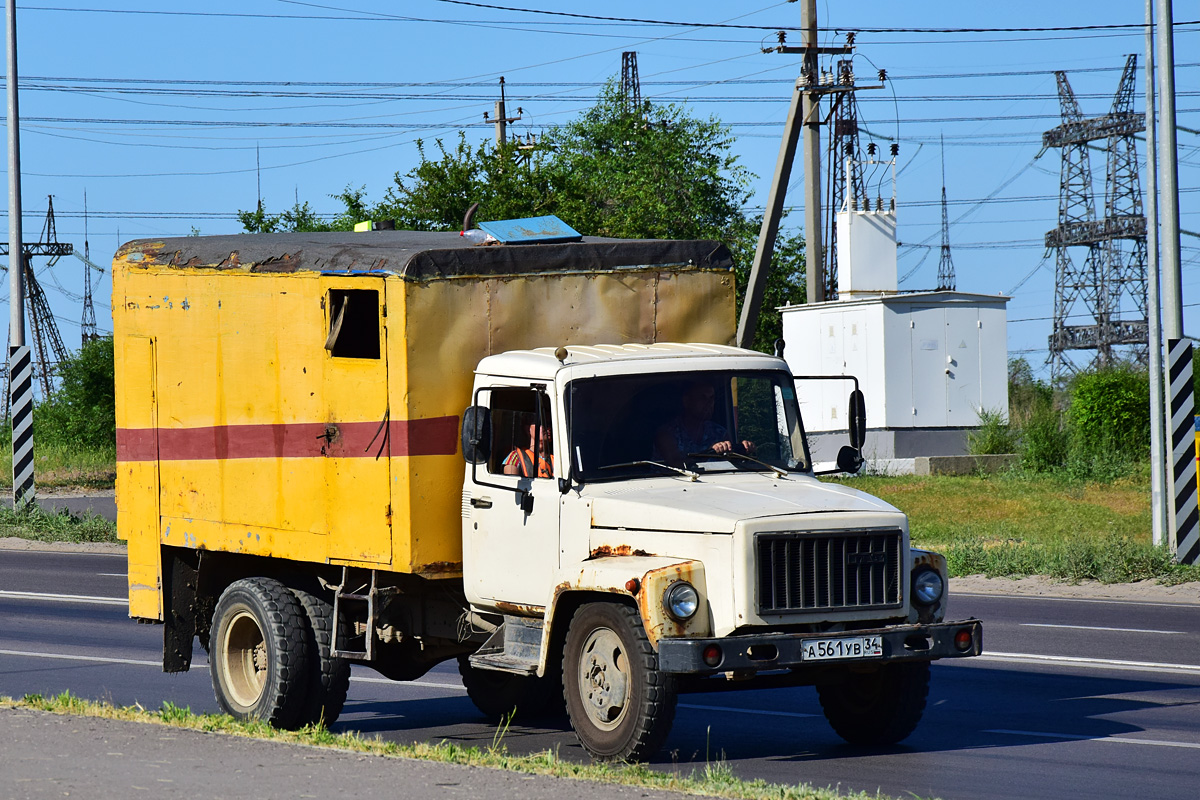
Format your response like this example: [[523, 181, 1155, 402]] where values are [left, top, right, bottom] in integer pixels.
[[116, 416, 459, 462]]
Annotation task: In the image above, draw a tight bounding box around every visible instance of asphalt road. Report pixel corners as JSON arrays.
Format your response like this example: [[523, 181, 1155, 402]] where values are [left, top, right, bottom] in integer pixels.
[[3, 549, 1200, 800]]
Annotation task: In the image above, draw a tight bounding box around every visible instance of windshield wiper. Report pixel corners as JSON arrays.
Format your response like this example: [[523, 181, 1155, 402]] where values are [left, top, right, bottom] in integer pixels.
[[686, 451, 789, 478], [600, 460, 699, 481]]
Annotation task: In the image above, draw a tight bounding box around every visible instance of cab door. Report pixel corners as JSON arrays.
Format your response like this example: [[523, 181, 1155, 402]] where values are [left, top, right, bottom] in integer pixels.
[[321, 276, 392, 564], [462, 384, 561, 608]]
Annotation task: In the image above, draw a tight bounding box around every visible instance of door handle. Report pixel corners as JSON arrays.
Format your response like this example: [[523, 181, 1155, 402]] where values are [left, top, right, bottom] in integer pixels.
[[470, 497, 492, 509]]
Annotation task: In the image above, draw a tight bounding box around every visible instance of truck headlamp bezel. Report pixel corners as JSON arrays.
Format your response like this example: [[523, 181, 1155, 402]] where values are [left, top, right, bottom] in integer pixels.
[[912, 568, 945, 607], [663, 581, 699, 621]]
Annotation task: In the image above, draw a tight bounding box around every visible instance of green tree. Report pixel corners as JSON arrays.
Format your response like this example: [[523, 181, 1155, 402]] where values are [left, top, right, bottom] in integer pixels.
[[241, 79, 805, 352], [35, 336, 116, 450]]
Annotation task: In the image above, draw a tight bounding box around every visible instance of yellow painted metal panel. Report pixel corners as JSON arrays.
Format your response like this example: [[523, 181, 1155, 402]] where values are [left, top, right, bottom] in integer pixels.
[[161, 516, 327, 563], [113, 334, 162, 619], [321, 275, 392, 565]]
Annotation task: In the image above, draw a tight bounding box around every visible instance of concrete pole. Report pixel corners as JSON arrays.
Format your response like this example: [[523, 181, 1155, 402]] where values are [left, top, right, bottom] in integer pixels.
[[1156, 0, 1183, 338], [6, 0, 23, 348], [801, 0, 824, 303], [736, 79, 803, 349], [494, 77, 507, 146], [1146, 0, 1168, 547]]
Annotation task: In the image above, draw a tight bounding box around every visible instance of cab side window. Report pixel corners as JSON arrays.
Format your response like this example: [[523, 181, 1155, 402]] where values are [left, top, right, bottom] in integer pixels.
[[487, 389, 554, 478]]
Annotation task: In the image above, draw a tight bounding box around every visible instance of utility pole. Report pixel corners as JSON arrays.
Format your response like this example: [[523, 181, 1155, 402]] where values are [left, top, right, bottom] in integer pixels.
[[6, 0, 34, 509], [800, 0, 822, 304], [1145, 0, 1168, 548], [737, 1, 861, 348], [1155, 0, 1198, 564], [485, 77, 521, 146]]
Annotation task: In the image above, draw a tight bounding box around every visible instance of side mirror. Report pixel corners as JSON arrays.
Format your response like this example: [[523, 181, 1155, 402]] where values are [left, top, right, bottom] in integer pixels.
[[461, 406, 491, 464], [847, 389, 866, 451], [836, 445, 864, 474]]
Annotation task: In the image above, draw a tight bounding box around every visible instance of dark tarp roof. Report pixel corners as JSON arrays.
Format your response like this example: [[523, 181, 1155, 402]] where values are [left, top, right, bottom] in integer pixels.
[[117, 231, 733, 280]]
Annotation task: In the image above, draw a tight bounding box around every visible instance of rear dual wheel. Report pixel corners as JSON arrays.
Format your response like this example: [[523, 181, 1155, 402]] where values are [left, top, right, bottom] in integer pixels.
[[210, 578, 349, 730]]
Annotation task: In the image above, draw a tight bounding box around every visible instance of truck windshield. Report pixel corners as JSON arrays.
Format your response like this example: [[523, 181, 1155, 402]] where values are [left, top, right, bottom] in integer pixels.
[[566, 370, 810, 482]]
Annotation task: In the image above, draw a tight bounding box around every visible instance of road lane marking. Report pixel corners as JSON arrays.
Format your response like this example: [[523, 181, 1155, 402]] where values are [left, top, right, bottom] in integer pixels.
[[0, 590, 126, 606], [1021, 623, 1184, 635], [953, 592, 1200, 609], [97, 573, 127, 578], [987, 729, 1200, 750], [0, 649, 164, 667], [970, 652, 1200, 676]]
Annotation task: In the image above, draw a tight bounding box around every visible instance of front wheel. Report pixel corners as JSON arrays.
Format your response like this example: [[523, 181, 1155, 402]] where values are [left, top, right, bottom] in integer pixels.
[[562, 602, 676, 761], [209, 578, 311, 730], [817, 661, 930, 746]]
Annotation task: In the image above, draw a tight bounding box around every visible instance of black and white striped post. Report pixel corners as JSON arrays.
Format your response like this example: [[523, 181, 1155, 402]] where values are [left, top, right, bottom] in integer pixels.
[[6, 0, 34, 509], [8, 343, 32, 505], [1168, 339, 1199, 564]]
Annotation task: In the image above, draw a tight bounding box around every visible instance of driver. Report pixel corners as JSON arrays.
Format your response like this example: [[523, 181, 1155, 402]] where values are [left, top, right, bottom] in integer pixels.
[[653, 381, 754, 467]]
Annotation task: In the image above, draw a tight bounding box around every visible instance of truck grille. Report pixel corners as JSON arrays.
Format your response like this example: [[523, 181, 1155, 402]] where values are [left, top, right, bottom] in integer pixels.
[[756, 529, 903, 613]]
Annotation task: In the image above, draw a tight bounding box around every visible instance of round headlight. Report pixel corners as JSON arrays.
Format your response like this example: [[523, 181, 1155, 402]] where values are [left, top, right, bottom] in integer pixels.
[[912, 569, 944, 606], [664, 581, 699, 621]]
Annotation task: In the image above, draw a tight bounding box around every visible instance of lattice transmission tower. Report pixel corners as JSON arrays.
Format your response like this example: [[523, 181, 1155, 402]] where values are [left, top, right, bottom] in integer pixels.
[[1044, 55, 1148, 379], [620, 51, 641, 115], [80, 194, 99, 344], [936, 134, 956, 291], [1, 196, 73, 401], [824, 55, 866, 302]]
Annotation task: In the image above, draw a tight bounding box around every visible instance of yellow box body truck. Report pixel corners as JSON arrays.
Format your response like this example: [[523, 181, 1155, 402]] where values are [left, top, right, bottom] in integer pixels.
[[114, 227, 981, 760]]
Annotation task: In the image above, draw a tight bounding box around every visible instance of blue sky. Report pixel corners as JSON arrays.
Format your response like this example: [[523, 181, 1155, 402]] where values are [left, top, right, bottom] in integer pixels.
[[2, 1, 1198, 379]]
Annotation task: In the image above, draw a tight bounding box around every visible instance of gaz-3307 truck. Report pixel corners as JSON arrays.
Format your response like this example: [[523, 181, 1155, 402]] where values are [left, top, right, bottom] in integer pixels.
[[113, 226, 981, 761]]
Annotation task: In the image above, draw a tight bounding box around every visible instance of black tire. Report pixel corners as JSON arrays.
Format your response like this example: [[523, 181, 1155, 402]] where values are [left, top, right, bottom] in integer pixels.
[[294, 589, 351, 728], [817, 661, 930, 746], [562, 602, 676, 761], [458, 656, 558, 722], [209, 578, 311, 730]]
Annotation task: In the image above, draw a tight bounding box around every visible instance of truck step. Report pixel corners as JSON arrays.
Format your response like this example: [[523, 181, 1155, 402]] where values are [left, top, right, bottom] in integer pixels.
[[468, 615, 542, 676], [331, 568, 376, 661]]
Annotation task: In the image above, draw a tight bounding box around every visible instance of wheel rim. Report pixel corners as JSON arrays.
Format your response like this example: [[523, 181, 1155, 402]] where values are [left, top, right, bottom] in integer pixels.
[[221, 609, 268, 710], [576, 626, 630, 732]]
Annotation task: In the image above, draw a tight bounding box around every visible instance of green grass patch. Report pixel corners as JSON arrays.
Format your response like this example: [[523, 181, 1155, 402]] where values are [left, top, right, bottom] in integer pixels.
[[0, 441, 116, 490], [0, 505, 118, 544], [839, 468, 1200, 584], [4, 691, 910, 800]]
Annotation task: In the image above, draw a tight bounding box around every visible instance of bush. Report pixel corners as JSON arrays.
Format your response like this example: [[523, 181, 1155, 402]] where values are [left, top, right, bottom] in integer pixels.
[[1019, 404, 1070, 472], [1067, 367, 1150, 460], [34, 336, 115, 450], [968, 409, 1017, 455]]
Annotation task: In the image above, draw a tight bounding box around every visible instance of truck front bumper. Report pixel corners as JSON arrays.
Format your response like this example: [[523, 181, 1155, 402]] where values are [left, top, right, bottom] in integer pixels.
[[656, 619, 982, 674]]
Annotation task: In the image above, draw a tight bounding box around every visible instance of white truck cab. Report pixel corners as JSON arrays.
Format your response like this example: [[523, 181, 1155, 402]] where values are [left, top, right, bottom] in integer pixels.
[[460, 343, 981, 760]]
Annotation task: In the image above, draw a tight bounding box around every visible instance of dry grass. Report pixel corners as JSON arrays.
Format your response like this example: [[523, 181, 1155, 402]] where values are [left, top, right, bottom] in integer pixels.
[[2, 692, 910, 800]]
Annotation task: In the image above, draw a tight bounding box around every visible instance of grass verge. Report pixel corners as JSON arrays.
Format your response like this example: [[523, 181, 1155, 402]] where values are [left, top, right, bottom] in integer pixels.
[[0, 442, 116, 490], [2, 692, 905, 800], [0, 505, 118, 544], [841, 468, 1200, 584]]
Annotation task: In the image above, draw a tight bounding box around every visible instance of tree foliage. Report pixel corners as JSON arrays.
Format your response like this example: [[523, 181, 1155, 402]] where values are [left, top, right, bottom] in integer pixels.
[[241, 80, 805, 352], [35, 336, 116, 450]]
